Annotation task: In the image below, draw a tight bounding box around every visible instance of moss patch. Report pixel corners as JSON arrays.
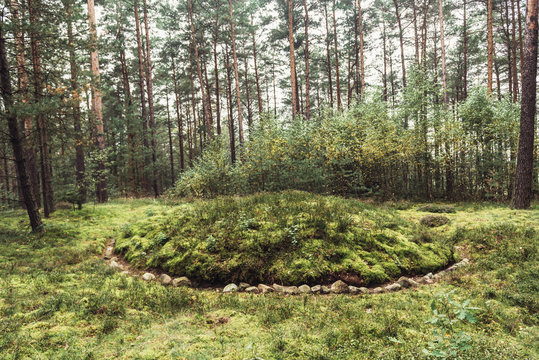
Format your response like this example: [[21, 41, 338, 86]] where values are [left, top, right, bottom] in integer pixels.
[[116, 191, 454, 285]]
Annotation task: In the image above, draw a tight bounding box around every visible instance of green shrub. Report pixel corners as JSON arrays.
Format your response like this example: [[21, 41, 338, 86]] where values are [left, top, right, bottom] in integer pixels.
[[421, 215, 450, 227], [418, 204, 456, 213]]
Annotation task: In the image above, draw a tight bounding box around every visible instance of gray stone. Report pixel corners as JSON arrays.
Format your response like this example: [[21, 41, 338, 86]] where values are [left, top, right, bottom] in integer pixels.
[[109, 260, 120, 269], [223, 283, 238, 293], [321, 286, 331, 294], [397, 277, 419, 288], [349, 286, 368, 295], [385, 283, 402, 292], [104, 246, 114, 259], [418, 277, 433, 285], [273, 284, 285, 293], [142, 273, 155, 281], [298, 285, 311, 294], [239, 282, 251, 291], [159, 274, 172, 285], [258, 284, 274, 293], [372, 287, 385, 294], [425, 272, 434, 279], [330, 280, 349, 294], [461, 258, 470, 265], [284, 286, 300, 295], [122, 270, 129, 275], [245, 286, 259, 294], [111, 257, 118, 262], [311, 285, 322, 294], [172, 276, 192, 287]]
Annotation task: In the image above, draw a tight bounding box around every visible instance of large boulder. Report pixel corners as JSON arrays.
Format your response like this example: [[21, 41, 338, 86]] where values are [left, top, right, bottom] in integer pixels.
[[159, 274, 172, 285], [298, 285, 311, 294]]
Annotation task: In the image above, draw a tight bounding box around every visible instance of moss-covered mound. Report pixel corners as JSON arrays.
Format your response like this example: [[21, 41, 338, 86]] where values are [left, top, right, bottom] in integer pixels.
[[115, 191, 454, 286]]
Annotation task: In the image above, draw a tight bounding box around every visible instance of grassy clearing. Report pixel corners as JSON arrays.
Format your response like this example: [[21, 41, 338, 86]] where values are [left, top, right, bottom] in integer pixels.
[[116, 191, 454, 286], [0, 196, 537, 359]]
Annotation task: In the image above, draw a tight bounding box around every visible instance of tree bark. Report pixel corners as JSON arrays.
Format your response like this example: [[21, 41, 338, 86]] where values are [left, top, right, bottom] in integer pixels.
[[28, 0, 55, 213], [303, 0, 311, 120], [252, 15, 263, 116], [332, 0, 341, 110], [357, 0, 365, 97], [213, 14, 222, 135], [228, 0, 244, 146], [165, 87, 175, 185], [393, 0, 406, 88], [288, 0, 298, 118], [512, 0, 537, 209], [463, 0, 468, 100], [487, 0, 494, 93], [142, 0, 159, 196], [324, 2, 334, 108], [0, 20, 42, 231], [438, 0, 448, 103], [511, 0, 520, 101], [225, 43, 236, 164], [172, 59, 185, 171]]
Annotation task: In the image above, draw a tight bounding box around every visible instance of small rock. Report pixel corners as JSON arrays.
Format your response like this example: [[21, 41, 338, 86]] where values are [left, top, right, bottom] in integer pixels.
[[109, 260, 120, 269], [159, 274, 172, 285], [349, 286, 369, 295], [142, 273, 155, 281], [372, 287, 385, 294], [111, 257, 118, 262], [258, 284, 274, 293], [298, 285, 311, 294], [245, 286, 259, 294], [385, 283, 402, 292], [330, 280, 349, 294], [311, 285, 322, 294], [397, 277, 419, 288], [433, 271, 445, 280], [273, 284, 285, 293], [238, 282, 250, 291], [425, 272, 434, 279], [321, 286, 331, 294], [284, 286, 299, 295], [461, 258, 470, 264], [223, 283, 238, 293], [172, 276, 192, 287], [122, 270, 129, 275], [104, 246, 114, 259], [418, 277, 433, 285]]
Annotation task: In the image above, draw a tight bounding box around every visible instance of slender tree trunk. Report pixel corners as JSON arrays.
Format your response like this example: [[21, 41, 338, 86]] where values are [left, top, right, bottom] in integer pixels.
[[288, 0, 298, 118], [252, 16, 263, 116], [228, 0, 244, 147], [511, 0, 520, 101], [244, 59, 252, 128], [66, 0, 86, 208], [413, 0, 420, 64], [463, 0, 468, 100], [188, 0, 211, 139], [165, 88, 175, 185], [332, 0, 341, 110], [382, 20, 388, 102], [357, 0, 365, 97], [487, 0, 494, 93], [512, 0, 538, 209], [0, 20, 42, 231], [505, 0, 514, 97], [517, 0, 524, 82], [303, 0, 311, 120], [225, 43, 236, 164], [142, 0, 159, 196], [28, 0, 55, 213], [134, 0, 150, 193], [438, 0, 448, 103], [393, 0, 406, 88], [10, 0, 40, 208], [213, 15, 222, 135], [172, 60, 185, 171], [324, 3, 334, 108]]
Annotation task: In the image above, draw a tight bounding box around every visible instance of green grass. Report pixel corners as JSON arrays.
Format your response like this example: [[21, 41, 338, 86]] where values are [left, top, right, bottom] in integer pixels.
[[0, 196, 537, 359], [116, 191, 454, 286]]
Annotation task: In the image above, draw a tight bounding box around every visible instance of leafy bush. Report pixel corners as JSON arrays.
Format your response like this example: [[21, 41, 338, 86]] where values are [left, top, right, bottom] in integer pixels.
[[418, 204, 456, 214]]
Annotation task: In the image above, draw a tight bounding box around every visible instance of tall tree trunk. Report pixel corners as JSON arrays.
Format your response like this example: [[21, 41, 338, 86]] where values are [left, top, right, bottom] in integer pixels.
[[188, 0, 211, 139], [517, 0, 524, 82], [393, 0, 406, 88], [357, 0, 365, 98], [252, 16, 263, 116], [244, 58, 252, 128], [303, 0, 311, 120], [66, 0, 86, 208], [438, 0, 448, 104], [10, 0, 40, 207], [288, 0, 298, 118], [463, 0, 468, 100], [382, 20, 388, 102], [487, 0, 494, 93], [412, 0, 420, 64], [213, 14, 222, 135], [228, 0, 244, 147], [28, 0, 55, 213], [332, 0, 341, 110], [172, 59, 185, 171], [512, 0, 538, 209], [505, 0, 514, 97], [142, 0, 159, 196], [165, 87, 175, 185], [87, 0, 107, 203], [0, 20, 42, 231], [511, 0, 520, 101], [225, 43, 236, 164], [134, 0, 150, 193], [324, 2, 334, 108]]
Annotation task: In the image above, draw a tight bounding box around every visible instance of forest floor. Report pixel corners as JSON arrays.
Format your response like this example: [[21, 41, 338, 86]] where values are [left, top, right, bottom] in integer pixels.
[[0, 197, 537, 359]]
